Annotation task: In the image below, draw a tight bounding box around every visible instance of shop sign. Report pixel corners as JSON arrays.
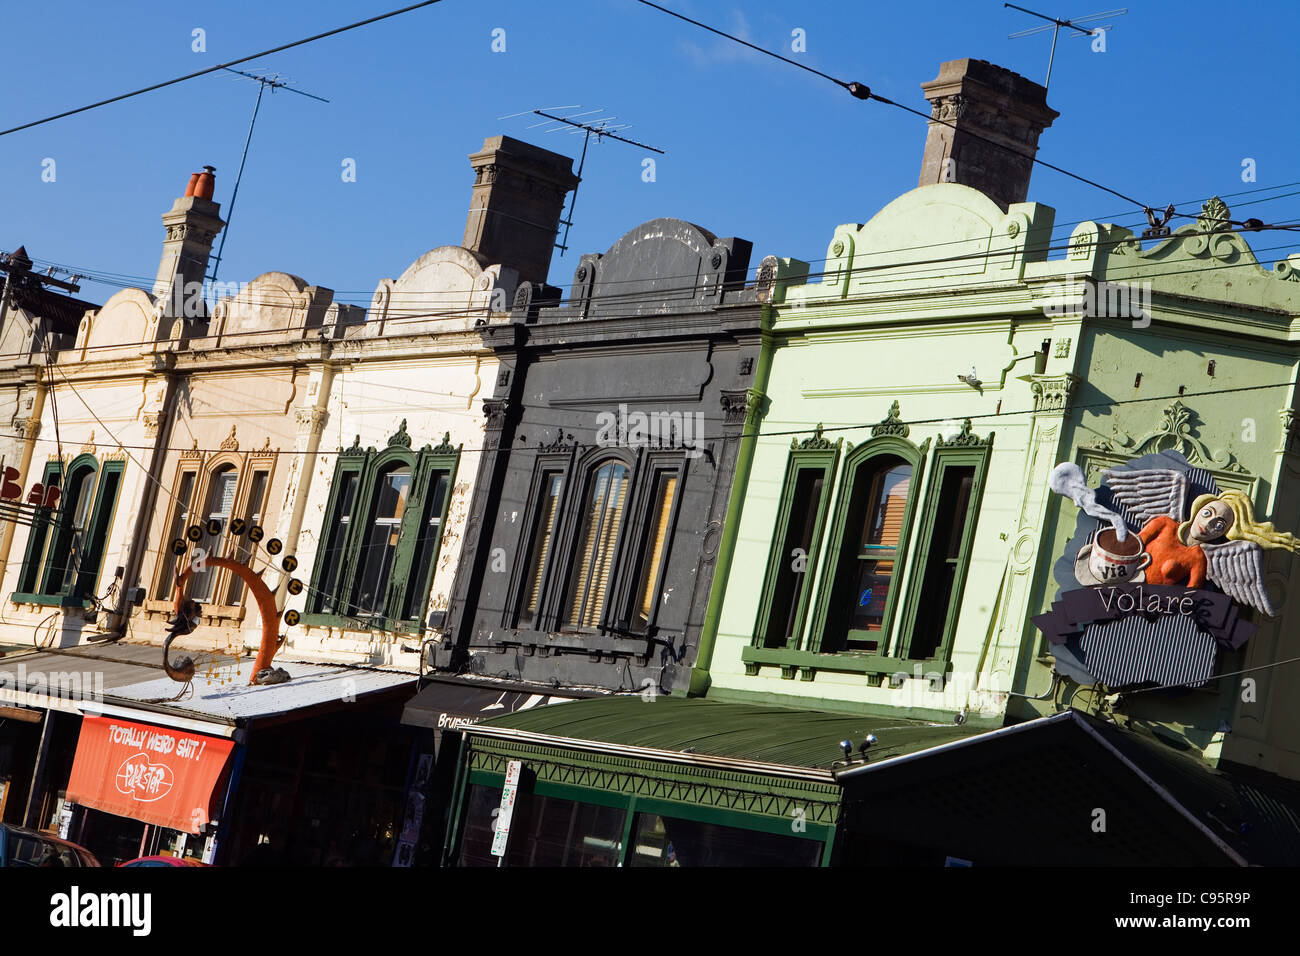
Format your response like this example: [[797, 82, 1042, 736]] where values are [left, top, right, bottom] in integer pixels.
[[66, 716, 234, 834], [1036, 451, 1300, 688], [491, 760, 523, 858]]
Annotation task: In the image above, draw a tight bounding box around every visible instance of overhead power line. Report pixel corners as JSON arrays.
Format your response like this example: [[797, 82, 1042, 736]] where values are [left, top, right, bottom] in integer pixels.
[[2, 222, 1297, 362], [0, 0, 444, 138], [634, 0, 1153, 211]]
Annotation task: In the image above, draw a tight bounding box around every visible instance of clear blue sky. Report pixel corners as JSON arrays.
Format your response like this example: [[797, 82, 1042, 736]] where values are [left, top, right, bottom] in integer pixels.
[[3, 0, 1297, 309]]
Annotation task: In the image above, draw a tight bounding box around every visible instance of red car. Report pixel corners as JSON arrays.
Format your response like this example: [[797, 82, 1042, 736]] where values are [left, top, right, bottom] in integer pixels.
[[0, 823, 100, 867], [117, 855, 208, 867]]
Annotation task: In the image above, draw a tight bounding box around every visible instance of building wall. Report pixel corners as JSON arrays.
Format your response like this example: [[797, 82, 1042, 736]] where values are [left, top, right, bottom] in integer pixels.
[[439, 218, 763, 692]]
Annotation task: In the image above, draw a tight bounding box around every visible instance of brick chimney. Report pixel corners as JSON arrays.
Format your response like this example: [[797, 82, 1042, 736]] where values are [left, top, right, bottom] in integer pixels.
[[918, 59, 1058, 210], [153, 165, 224, 318], [462, 137, 579, 286]]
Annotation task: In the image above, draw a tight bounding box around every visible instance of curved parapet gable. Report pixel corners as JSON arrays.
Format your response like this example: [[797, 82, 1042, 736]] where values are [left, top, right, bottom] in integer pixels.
[[205, 271, 334, 348], [782, 183, 1053, 309], [74, 287, 161, 361], [1096, 197, 1300, 326], [367, 245, 518, 337], [546, 217, 755, 322]]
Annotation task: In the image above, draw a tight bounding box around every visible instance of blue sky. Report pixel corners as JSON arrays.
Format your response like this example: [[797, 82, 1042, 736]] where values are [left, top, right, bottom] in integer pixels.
[[3, 0, 1297, 309]]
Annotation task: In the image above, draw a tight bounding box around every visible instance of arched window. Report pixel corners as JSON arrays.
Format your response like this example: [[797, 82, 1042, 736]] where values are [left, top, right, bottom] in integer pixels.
[[190, 465, 238, 603], [16, 454, 124, 605], [305, 427, 459, 631], [351, 462, 411, 616], [46, 461, 97, 595], [822, 453, 914, 653], [564, 460, 630, 629]]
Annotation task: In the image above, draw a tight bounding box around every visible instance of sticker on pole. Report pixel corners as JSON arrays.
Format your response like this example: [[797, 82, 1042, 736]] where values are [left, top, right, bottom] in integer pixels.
[[490, 760, 523, 858]]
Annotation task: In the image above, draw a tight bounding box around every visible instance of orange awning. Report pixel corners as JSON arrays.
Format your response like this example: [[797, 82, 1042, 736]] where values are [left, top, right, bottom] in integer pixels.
[[66, 715, 235, 834]]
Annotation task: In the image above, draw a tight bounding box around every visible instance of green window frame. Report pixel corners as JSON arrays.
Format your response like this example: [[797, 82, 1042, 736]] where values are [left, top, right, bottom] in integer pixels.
[[14, 455, 124, 607], [894, 421, 993, 665], [752, 427, 840, 650], [807, 434, 928, 655], [302, 424, 460, 634]]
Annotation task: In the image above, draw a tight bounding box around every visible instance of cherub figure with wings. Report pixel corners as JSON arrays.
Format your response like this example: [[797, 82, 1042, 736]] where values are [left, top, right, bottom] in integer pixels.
[[1102, 468, 1300, 616]]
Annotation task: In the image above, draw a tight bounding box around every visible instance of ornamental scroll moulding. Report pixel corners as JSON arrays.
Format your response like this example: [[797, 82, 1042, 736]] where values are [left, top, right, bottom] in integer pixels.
[[871, 401, 909, 439], [1088, 400, 1246, 473], [792, 423, 841, 451], [936, 419, 993, 448], [388, 418, 412, 449]]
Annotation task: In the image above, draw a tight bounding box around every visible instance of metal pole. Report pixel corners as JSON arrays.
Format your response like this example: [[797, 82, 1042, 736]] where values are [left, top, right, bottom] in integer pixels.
[[556, 129, 591, 257], [22, 710, 53, 829], [1045, 21, 1061, 89], [208, 80, 267, 285]]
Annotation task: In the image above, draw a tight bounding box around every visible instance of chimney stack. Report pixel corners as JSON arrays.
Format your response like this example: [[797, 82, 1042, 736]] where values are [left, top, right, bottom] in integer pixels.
[[918, 59, 1058, 210], [154, 166, 224, 318], [462, 136, 579, 286]]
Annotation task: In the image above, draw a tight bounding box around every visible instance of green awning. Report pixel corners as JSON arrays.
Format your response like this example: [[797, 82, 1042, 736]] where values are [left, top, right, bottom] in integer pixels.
[[470, 694, 981, 771]]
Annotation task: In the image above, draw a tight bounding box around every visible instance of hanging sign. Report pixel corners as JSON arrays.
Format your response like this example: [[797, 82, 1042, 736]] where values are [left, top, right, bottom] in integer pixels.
[[1035, 450, 1300, 688], [65, 716, 234, 834]]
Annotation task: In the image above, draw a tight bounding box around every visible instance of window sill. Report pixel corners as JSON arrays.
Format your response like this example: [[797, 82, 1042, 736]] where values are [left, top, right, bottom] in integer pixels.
[[480, 628, 656, 656], [300, 612, 423, 635], [9, 592, 92, 610], [741, 645, 950, 686], [144, 600, 247, 623]]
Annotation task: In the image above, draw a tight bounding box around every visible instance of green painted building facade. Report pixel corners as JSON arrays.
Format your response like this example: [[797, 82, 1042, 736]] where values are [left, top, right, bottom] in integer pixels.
[[693, 181, 1300, 785]]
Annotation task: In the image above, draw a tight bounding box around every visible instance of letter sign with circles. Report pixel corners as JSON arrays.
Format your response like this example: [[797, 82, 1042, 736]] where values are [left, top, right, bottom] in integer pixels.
[[206, 518, 223, 536], [287, 578, 304, 595], [248, 525, 264, 543], [230, 517, 247, 536], [284, 609, 301, 626], [186, 524, 203, 542], [266, 538, 283, 556], [281, 555, 298, 573], [170, 538, 188, 556]]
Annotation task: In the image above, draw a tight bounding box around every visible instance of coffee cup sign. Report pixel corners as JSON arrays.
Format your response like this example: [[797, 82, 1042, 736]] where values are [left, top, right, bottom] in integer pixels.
[[1087, 528, 1151, 583], [1038, 451, 1300, 690]]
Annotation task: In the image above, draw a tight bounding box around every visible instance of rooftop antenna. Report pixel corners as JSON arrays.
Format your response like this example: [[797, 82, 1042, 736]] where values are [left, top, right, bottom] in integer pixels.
[[1004, 5, 1127, 90], [502, 106, 665, 256], [207, 67, 329, 284]]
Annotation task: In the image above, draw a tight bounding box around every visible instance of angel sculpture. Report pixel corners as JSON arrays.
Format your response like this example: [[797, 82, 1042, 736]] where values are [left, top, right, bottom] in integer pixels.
[[1101, 468, 1300, 616]]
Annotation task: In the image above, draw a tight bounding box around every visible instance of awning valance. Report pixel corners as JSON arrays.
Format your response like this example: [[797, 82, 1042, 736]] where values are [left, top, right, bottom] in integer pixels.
[[66, 715, 235, 834]]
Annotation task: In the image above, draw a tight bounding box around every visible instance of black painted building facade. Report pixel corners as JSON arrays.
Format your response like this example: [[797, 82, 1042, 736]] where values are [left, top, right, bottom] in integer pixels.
[[433, 218, 766, 693]]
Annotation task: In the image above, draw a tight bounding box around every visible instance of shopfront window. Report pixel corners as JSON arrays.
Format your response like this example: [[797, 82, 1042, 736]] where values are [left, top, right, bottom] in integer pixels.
[[627, 812, 822, 867], [456, 784, 625, 867]]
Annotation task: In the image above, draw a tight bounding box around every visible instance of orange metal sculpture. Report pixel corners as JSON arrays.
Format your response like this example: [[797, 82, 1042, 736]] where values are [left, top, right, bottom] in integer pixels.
[[171, 557, 283, 685]]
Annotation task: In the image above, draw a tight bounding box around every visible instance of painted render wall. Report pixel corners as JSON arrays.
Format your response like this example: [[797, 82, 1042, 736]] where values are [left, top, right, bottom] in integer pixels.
[[705, 182, 1300, 782]]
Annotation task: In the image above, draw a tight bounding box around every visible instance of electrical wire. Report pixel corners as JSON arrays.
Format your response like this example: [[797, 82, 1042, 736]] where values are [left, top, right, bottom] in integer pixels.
[[3, 220, 1299, 367], [0, 0, 447, 138], [13, 177, 1300, 312], [635, 0, 1152, 211]]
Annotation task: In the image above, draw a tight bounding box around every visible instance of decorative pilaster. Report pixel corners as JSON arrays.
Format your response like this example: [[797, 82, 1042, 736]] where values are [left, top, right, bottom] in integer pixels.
[[1029, 373, 1080, 415], [295, 406, 329, 438], [720, 388, 764, 429], [1280, 407, 1299, 456]]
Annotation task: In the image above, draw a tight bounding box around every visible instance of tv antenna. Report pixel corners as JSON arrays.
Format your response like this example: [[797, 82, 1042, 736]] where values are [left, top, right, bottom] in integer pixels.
[[501, 106, 665, 256], [1005, 5, 1128, 90], [207, 68, 329, 284]]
